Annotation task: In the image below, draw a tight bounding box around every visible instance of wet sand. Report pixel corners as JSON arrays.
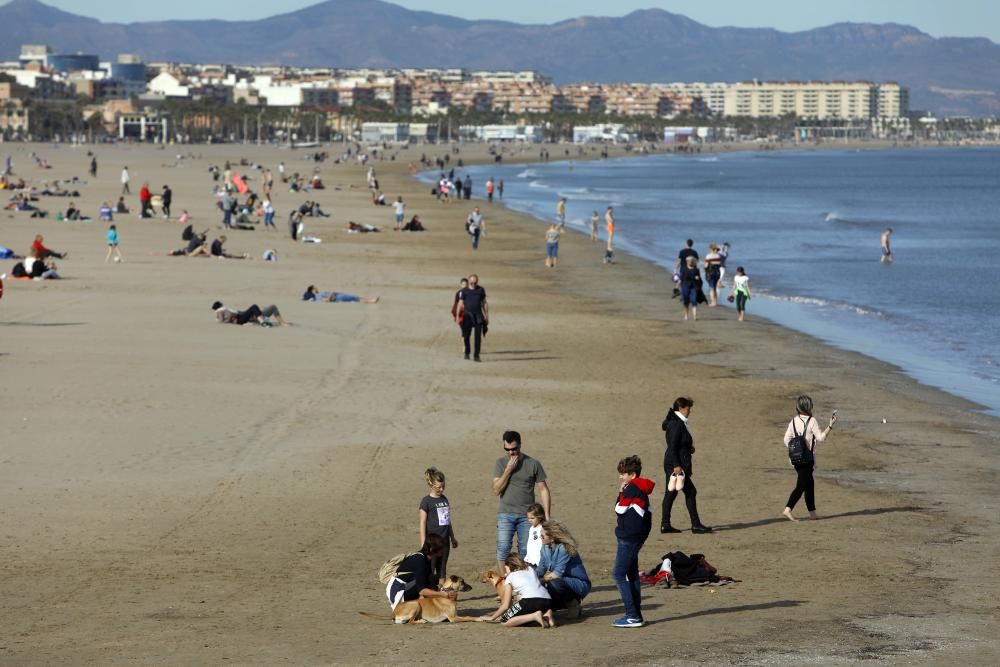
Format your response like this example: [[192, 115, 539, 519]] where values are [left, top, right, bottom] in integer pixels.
[[1, 141, 998, 665]]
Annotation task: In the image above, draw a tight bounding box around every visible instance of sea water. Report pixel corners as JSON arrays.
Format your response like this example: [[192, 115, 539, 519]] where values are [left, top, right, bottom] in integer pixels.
[[425, 147, 1000, 415]]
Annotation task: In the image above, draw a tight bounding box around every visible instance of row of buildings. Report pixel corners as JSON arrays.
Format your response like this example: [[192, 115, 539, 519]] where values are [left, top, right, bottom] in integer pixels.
[[1, 43, 913, 141]]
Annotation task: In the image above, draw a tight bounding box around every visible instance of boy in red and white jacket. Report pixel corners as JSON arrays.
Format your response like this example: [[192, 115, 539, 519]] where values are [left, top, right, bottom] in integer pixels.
[[612, 454, 655, 628]]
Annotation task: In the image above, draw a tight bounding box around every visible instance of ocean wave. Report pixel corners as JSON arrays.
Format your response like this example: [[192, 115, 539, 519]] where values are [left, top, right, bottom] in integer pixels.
[[695, 157, 719, 162], [758, 291, 887, 318], [529, 180, 550, 189], [516, 169, 540, 179], [823, 211, 900, 228]]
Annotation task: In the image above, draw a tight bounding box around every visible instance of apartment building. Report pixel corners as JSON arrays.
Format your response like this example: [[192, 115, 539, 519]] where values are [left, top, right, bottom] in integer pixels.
[[723, 80, 908, 119]]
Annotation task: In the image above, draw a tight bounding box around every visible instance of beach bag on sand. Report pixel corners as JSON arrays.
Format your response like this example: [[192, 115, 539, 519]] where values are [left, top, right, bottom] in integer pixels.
[[787, 417, 814, 467], [378, 552, 419, 584], [182, 224, 194, 241], [11, 261, 27, 278]]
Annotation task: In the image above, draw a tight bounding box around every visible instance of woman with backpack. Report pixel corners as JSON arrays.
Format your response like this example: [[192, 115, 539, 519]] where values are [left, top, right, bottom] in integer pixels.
[[783, 395, 837, 521]]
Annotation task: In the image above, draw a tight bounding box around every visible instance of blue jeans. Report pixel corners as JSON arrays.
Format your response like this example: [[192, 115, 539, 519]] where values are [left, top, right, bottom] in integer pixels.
[[612, 539, 643, 620], [471, 230, 481, 249], [496, 513, 530, 562]]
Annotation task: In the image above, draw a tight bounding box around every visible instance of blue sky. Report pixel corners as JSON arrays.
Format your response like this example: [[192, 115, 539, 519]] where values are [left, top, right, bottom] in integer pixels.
[[33, 0, 1000, 43]]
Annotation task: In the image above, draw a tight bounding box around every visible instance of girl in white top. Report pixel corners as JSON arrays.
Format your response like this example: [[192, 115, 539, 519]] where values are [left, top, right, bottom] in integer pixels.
[[524, 503, 545, 566], [479, 553, 554, 628], [782, 395, 837, 521], [732, 266, 751, 322]]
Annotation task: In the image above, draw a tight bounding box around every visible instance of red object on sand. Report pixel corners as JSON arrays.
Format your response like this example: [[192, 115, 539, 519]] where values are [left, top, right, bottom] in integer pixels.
[[232, 173, 248, 194]]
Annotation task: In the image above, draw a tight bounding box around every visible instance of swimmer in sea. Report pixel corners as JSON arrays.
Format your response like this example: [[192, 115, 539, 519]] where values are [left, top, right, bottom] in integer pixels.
[[880, 228, 893, 263]]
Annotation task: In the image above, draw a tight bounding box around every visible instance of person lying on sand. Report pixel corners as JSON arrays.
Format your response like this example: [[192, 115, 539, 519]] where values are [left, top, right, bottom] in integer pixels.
[[302, 285, 379, 304], [212, 301, 288, 327], [346, 221, 379, 233]]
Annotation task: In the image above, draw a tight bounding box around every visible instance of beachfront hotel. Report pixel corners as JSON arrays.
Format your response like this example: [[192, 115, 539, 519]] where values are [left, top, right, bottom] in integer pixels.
[[723, 80, 909, 120]]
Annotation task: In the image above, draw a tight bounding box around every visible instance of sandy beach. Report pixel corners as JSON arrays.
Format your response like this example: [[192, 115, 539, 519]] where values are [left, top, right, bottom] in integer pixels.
[[1, 140, 998, 666]]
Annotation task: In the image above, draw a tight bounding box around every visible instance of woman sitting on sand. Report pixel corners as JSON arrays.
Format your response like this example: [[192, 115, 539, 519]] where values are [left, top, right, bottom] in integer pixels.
[[402, 215, 425, 231], [302, 285, 379, 304], [479, 553, 555, 628]]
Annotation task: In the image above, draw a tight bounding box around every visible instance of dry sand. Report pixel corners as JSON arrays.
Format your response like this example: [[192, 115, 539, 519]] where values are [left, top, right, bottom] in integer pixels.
[[1, 141, 998, 666]]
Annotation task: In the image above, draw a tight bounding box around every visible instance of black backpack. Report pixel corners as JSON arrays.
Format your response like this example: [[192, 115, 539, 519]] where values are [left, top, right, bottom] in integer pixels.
[[181, 224, 194, 241], [787, 417, 814, 466]]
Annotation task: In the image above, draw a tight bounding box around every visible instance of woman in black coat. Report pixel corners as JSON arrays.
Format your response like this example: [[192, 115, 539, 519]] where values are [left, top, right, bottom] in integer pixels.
[[661, 396, 712, 534]]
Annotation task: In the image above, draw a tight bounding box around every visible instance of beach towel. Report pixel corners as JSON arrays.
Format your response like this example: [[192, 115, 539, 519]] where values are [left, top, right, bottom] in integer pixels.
[[232, 173, 248, 195]]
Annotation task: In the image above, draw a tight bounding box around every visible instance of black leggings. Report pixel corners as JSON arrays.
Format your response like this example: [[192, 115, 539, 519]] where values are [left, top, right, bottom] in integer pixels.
[[429, 542, 450, 583], [661, 469, 701, 526], [785, 464, 816, 511]]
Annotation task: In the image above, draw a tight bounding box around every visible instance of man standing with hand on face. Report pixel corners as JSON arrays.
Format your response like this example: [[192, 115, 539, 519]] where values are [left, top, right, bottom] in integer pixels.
[[493, 430, 551, 573]]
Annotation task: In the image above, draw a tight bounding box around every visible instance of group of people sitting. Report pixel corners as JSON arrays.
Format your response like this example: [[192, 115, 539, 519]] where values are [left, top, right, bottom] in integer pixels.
[[8, 235, 65, 280], [171, 225, 245, 259]]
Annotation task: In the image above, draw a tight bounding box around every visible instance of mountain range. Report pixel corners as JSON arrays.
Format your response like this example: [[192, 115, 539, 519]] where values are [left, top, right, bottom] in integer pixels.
[[2, 0, 999, 116]]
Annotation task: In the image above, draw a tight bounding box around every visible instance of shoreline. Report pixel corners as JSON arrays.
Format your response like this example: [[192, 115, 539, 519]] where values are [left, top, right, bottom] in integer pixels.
[[437, 147, 1000, 418], [1, 141, 997, 664]]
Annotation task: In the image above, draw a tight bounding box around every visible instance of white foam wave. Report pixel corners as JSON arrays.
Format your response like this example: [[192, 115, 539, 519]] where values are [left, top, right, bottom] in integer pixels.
[[759, 291, 886, 318], [516, 169, 540, 179], [529, 180, 550, 189]]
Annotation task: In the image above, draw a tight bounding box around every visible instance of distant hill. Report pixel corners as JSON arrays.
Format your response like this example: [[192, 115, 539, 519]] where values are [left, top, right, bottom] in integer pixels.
[[2, 0, 999, 116]]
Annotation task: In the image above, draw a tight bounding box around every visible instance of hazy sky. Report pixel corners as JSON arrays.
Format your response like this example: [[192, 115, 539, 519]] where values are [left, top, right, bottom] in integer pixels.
[[33, 0, 1000, 43]]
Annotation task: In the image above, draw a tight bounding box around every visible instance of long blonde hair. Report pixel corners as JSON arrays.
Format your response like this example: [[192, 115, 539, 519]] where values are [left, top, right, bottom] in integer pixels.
[[541, 520, 578, 557]]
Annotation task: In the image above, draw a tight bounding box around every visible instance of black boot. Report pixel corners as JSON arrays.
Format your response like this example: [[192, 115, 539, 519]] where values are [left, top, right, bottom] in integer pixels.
[[691, 522, 713, 534], [660, 523, 681, 534]]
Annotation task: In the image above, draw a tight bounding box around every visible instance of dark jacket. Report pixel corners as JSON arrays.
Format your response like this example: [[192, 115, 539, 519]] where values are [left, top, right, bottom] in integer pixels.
[[663, 410, 694, 472], [615, 477, 656, 543]]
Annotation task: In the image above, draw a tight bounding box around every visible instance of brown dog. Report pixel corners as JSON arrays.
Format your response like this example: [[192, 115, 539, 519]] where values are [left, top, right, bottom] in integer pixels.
[[361, 575, 476, 624]]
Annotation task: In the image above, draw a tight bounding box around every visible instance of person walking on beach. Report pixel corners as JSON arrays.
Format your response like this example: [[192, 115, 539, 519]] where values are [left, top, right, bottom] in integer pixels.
[[161, 185, 172, 219], [545, 224, 561, 268], [467, 207, 484, 250], [703, 244, 723, 307], [89, 156, 97, 178], [731, 266, 751, 321], [120, 166, 130, 195], [661, 397, 712, 534], [456, 274, 488, 361], [105, 224, 123, 263], [604, 207, 616, 263], [492, 430, 550, 572], [463, 174, 472, 200], [139, 183, 152, 218], [486, 178, 495, 203], [498, 179, 504, 200], [782, 395, 837, 521], [590, 211, 599, 242], [679, 256, 704, 321], [556, 198, 567, 231], [612, 454, 654, 628], [880, 228, 893, 263]]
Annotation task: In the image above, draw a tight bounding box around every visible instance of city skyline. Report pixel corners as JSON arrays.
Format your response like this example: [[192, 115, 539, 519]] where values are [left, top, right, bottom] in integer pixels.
[[17, 0, 1000, 44]]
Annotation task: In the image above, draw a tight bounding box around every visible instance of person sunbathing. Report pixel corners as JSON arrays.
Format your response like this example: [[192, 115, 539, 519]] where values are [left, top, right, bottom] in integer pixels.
[[212, 301, 288, 326], [346, 221, 379, 233], [302, 285, 379, 303]]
